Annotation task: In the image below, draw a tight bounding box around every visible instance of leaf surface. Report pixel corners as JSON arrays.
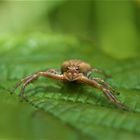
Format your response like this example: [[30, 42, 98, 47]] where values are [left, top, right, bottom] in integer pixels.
[[0, 34, 140, 140]]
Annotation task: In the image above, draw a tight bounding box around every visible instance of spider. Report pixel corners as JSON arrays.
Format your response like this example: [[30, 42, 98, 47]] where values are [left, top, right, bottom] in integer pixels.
[[15, 59, 128, 110]]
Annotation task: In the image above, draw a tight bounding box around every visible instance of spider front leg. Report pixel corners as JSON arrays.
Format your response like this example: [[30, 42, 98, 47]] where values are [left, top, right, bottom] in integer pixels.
[[78, 76, 128, 110], [15, 69, 63, 99]]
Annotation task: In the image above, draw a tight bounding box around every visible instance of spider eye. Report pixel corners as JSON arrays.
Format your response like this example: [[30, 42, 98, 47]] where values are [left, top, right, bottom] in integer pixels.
[[75, 67, 79, 70], [66, 67, 70, 70]]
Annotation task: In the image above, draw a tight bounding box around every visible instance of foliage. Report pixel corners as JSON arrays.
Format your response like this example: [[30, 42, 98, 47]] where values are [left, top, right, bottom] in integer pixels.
[[0, 33, 140, 140], [0, 0, 140, 140]]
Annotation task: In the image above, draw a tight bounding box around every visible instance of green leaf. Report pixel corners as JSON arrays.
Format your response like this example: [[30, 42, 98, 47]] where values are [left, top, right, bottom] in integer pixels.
[[0, 33, 140, 140]]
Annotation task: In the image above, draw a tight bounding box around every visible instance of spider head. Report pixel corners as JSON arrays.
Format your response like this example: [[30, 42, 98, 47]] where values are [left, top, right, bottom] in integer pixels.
[[61, 59, 92, 81]]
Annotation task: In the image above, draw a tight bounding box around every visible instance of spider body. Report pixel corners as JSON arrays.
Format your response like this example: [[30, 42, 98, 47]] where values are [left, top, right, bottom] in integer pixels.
[[61, 60, 91, 81], [15, 59, 128, 110]]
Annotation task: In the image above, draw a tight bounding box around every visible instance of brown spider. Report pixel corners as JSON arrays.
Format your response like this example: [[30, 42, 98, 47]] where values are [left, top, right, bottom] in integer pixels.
[[15, 59, 128, 110]]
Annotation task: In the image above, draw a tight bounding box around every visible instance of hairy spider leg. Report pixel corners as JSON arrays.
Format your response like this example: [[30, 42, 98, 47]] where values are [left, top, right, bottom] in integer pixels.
[[93, 78, 120, 95], [15, 70, 63, 98], [14, 75, 33, 91], [92, 68, 111, 78], [78, 76, 128, 110]]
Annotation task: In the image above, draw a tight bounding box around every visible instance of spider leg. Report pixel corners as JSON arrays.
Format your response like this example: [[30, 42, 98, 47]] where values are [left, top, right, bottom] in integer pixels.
[[14, 75, 34, 91], [78, 75, 128, 110], [92, 68, 111, 78], [93, 78, 120, 95], [15, 69, 63, 98]]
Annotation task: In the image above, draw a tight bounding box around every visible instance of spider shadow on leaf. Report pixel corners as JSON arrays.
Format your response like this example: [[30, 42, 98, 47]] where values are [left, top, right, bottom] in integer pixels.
[[24, 81, 114, 108]]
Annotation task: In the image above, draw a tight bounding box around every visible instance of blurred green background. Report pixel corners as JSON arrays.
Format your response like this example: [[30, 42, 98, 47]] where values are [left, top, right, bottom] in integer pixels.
[[0, 0, 140, 140]]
